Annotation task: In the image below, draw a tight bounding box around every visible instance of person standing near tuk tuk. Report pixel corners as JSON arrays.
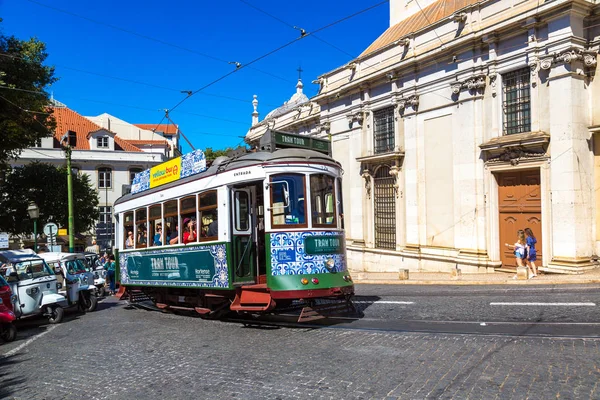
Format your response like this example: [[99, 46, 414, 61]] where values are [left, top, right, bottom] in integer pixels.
[[106, 254, 116, 295], [85, 239, 100, 254]]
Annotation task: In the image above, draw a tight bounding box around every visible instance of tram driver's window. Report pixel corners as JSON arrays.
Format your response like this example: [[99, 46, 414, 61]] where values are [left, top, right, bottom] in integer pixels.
[[270, 174, 306, 228], [199, 191, 218, 240], [180, 196, 197, 244], [149, 205, 162, 246], [135, 208, 148, 248], [310, 174, 337, 228], [124, 211, 134, 249], [163, 200, 178, 245]]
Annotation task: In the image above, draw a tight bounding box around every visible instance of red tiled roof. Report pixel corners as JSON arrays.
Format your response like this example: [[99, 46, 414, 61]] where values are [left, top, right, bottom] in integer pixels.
[[127, 139, 169, 146], [115, 137, 143, 152], [360, 0, 480, 57], [51, 107, 142, 152], [134, 123, 179, 135]]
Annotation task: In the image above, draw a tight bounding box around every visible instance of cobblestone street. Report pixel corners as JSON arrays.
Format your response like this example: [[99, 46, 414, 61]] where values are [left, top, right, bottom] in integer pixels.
[[1, 295, 600, 400]]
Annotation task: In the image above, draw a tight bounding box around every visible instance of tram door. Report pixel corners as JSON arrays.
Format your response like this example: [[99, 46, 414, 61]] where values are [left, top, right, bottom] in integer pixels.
[[231, 188, 256, 285]]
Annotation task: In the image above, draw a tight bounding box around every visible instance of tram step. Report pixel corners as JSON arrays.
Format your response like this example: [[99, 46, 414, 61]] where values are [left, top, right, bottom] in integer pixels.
[[230, 287, 276, 312], [125, 289, 152, 303]]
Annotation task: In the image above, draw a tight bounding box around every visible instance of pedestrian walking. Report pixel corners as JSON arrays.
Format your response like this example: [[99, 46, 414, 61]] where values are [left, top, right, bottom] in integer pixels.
[[524, 227, 538, 278], [106, 254, 116, 295], [505, 229, 530, 278], [85, 239, 100, 254]]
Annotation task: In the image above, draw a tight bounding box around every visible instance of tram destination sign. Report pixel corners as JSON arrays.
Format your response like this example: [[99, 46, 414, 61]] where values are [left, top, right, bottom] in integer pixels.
[[304, 235, 344, 255], [263, 130, 331, 155]]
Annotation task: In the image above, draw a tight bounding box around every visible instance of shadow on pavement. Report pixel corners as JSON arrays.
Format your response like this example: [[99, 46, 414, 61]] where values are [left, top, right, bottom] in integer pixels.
[[0, 354, 27, 399]]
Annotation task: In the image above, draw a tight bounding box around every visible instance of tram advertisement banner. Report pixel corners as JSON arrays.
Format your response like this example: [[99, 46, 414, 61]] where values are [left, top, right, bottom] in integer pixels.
[[131, 149, 207, 194], [119, 244, 229, 288]]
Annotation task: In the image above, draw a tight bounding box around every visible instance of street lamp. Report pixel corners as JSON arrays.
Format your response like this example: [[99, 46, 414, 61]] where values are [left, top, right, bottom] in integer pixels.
[[27, 202, 39, 253]]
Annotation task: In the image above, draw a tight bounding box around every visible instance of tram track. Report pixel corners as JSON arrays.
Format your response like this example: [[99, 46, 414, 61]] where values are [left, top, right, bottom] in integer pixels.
[[127, 300, 600, 339]]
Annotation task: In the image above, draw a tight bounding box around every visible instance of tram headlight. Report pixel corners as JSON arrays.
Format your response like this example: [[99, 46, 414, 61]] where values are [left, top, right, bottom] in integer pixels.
[[325, 258, 335, 271], [301, 278, 309, 285], [311, 278, 319, 285]]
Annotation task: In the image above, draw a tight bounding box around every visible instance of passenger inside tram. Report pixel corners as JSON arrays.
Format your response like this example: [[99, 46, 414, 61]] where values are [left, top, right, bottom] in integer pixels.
[[201, 210, 218, 238], [169, 223, 179, 244], [182, 217, 196, 244]]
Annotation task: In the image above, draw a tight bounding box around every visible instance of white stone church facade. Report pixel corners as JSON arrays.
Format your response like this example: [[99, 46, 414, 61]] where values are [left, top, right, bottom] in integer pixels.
[[247, 0, 600, 275]]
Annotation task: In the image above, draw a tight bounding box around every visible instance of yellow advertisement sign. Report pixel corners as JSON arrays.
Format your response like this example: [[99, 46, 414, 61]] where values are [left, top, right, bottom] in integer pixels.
[[150, 156, 181, 188]]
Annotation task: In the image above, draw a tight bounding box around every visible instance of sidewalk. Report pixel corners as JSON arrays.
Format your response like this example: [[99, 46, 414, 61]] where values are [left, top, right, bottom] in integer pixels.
[[353, 268, 600, 285]]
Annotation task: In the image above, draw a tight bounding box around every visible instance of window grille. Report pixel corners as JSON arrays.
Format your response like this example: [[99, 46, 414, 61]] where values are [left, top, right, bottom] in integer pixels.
[[502, 68, 531, 134], [373, 107, 395, 154], [374, 166, 396, 250], [97, 136, 109, 148], [99, 206, 112, 224], [98, 167, 112, 189]]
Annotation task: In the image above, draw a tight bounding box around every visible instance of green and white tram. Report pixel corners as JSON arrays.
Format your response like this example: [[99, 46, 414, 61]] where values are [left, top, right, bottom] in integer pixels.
[[114, 131, 354, 318]]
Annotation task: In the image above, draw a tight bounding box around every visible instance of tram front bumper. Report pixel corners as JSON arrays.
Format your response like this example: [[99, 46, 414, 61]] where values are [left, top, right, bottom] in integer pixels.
[[270, 285, 354, 300]]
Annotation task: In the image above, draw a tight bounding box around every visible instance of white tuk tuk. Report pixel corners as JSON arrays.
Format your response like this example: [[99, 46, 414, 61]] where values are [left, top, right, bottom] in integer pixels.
[[0, 250, 68, 324], [39, 252, 98, 312]]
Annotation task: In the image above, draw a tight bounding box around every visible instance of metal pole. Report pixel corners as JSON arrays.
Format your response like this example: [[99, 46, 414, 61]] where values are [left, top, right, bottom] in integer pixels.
[[66, 146, 75, 253], [33, 218, 37, 253]]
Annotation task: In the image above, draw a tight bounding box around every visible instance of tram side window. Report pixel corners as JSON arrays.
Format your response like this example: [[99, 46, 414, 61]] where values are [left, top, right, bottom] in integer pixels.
[[149, 205, 162, 246], [310, 174, 337, 228], [164, 200, 179, 245], [199, 191, 218, 240], [270, 174, 306, 228], [124, 211, 134, 249], [180, 196, 197, 244], [135, 208, 148, 248]]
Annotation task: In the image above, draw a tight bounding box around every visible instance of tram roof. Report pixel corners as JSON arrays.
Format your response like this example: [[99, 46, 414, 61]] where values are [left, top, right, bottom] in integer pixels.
[[114, 148, 340, 206]]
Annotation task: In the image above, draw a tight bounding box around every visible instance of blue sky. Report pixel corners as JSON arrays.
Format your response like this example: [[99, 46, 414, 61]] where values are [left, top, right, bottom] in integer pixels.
[[2, 0, 389, 153]]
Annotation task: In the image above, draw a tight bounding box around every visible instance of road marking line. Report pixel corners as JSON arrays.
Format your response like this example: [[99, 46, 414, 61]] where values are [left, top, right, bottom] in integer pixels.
[[4, 325, 58, 357], [354, 300, 414, 305], [490, 302, 596, 306]]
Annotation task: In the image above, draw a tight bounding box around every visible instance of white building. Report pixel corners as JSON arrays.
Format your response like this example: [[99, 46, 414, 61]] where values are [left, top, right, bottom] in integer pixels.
[[13, 101, 167, 250], [86, 113, 180, 158], [247, 0, 600, 275]]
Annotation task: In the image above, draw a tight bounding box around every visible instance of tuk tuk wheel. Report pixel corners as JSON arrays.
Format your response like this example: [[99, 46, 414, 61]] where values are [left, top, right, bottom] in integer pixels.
[[86, 294, 98, 312], [97, 287, 106, 297], [0, 324, 17, 342], [48, 306, 64, 324]]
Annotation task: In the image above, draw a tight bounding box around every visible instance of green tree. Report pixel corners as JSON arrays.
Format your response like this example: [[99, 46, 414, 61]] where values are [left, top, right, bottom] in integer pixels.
[[0, 20, 57, 170], [0, 162, 99, 235], [204, 146, 246, 164]]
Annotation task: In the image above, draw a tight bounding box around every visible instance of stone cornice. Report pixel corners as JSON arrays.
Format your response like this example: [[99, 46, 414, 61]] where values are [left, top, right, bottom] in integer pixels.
[[313, 0, 581, 96]]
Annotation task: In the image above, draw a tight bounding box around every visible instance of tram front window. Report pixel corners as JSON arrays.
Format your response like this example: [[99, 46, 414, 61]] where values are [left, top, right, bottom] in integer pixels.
[[310, 174, 336, 227], [271, 174, 306, 227]]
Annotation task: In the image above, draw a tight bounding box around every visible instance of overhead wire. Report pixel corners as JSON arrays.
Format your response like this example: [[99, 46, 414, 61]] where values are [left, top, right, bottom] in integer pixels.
[[162, 0, 390, 120], [238, 0, 360, 60], [0, 85, 251, 125], [0, 53, 278, 107], [24, 0, 294, 84]]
